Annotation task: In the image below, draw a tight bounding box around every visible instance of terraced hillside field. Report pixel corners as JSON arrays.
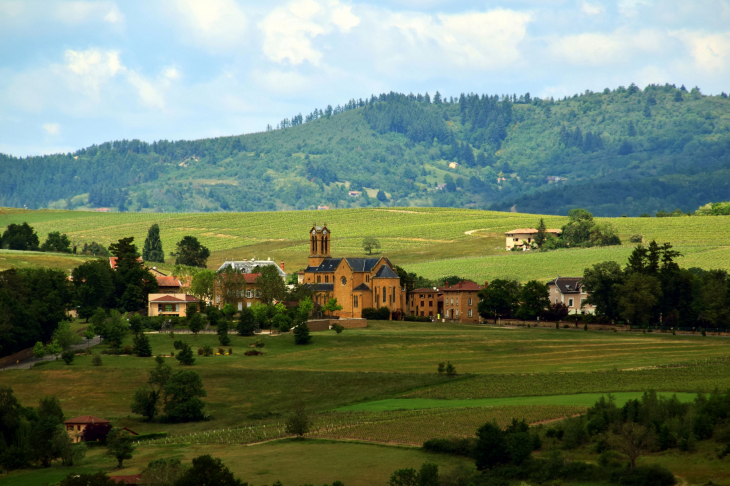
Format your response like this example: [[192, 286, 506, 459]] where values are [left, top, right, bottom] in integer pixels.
[[1, 207, 729, 279]]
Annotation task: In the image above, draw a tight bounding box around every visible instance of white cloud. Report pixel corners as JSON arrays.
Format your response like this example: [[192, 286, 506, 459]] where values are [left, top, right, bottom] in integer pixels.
[[166, 0, 248, 51], [673, 30, 730, 72], [54, 1, 124, 26], [164, 67, 181, 81], [64, 49, 125, 96], [548, 29, 667, 65], [260, 0, 361, 66], [581, 1, 605, 16], [42, 123, 61, 135]]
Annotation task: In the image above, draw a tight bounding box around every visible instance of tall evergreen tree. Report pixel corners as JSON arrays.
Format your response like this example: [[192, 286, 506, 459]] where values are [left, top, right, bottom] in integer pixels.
[[142, 224, 165, 263]]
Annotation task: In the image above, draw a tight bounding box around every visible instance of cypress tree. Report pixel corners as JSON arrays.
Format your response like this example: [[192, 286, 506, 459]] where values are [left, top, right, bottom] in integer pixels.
[[143, 224, 165, 263]]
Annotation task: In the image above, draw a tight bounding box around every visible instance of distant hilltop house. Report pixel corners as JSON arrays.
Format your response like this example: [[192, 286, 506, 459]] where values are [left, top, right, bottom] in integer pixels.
[[546, 176, 568, 183], [448, 162, 459, 169], [64, 415, 137, 444], [317, 205, 330, 210], [302, 223, 405, 319], [348, 190, 361, 197], [505, 228, 562, 250], [547, 277, 595, 315]]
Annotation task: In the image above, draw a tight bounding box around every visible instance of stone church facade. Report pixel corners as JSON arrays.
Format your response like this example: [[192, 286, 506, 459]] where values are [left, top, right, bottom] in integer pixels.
[[302, 224, 405, 319]]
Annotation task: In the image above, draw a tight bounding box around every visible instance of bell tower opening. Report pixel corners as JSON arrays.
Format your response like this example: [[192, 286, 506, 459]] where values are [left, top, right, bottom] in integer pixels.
[[308, 223, 332, 267]]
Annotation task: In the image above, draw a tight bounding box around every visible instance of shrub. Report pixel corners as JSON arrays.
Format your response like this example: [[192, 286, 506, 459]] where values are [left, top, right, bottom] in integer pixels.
[[362, 307, 391, 320], [629, 234, 643, 243], [332, 323, 345, 334], [612, 464, 676, 486], [446, 362, 456, 377], [122, 345, 133, 355], [217, 348, 224, 355], [197, 347, 203, 355], [437, 362, 445, 374], [61, 350, 75, 365], [228, 348, 233, 355], [202, 345, 214, 357], [244, 349, 263, 356], [404, 315, 431, 322], [423, 437, 476, 457], [293, 322, 312, 345], [253, 339, 265, 348], [563, 324, 570, 329], [91, 353, 103, 366]]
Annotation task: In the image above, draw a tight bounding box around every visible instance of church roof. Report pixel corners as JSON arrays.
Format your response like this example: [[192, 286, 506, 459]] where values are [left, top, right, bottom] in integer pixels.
[[353, 283, 371, 291], [305, 258, 343, 273], [344, 258, 382, 272], [374, 265, 399, 279]]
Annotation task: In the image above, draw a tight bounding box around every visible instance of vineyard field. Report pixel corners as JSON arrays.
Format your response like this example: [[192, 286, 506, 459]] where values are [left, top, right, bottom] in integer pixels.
[[404, 360, 730, 399], [2, 207, 730, 279]]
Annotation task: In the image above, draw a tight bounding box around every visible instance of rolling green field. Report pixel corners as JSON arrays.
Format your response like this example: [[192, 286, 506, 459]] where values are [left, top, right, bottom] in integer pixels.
[[2, 321, 730, 484], [2, 207, 730, 280]]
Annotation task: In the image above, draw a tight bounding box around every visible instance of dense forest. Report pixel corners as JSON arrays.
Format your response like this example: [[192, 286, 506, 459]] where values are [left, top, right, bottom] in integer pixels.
[[1, 84, 729, 216]]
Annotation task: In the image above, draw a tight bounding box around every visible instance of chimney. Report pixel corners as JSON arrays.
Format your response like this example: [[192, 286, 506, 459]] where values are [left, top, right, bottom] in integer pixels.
[[484, 281, 489, 288], [445, 282, 450, 288], [281, 261, 285, 271]]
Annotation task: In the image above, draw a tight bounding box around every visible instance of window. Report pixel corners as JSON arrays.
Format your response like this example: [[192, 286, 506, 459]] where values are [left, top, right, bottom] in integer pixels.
[[468, 309, 472, 317], [455, 309, 459, 317], [366, 275, 370, 282], [247, 302, 252, 307], [325, 275, 329, 283], [383, 287, 387, 303], [568, 298, 574, 307], [456, 298, 459, 305], [429, 301, 433, 307], [255, 290, 261, 298], [420, 301, 424, 307], [238, 302, 243, 311], [420, 294, 424, 299], [354, 295, 358, 308], [420, 311, 424, 316], [164, 304, 174, 312], [317, 275, 321, 283], [341, 276, 347, 285], [468, 298, 472, 305]]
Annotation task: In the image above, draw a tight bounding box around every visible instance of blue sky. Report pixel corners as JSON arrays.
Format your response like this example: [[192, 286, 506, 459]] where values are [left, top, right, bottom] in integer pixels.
[[1, 0, 729, 156]]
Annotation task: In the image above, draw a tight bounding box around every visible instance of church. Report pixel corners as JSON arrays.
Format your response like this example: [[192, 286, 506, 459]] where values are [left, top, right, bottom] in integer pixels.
[[302, 224, 405, 319]]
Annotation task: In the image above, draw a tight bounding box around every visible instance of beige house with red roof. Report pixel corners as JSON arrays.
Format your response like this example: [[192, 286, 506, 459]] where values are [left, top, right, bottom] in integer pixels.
[[505, 228, 562, 250], [148, 293, 200, 317]]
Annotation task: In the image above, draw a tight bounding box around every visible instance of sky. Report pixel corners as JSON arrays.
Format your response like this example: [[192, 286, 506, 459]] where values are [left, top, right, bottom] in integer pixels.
[[1, 0, 729, 157]]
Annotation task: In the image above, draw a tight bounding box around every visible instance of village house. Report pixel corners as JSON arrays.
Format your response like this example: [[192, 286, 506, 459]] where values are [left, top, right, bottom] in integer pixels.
[[64, 415, 111, 443], [147, 293, 200, 317], [212, 272, 263, 310], [408, 287, 439, 318], [302, 224, 405, 319], [505, 228, 562, 250], [547, 277, 595, 315], [441, 281, 484, 323]]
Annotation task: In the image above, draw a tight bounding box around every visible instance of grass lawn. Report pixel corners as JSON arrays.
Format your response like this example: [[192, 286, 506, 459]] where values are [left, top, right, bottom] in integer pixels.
[[335, 392, 700, 412], [0, 440, 474, 486]]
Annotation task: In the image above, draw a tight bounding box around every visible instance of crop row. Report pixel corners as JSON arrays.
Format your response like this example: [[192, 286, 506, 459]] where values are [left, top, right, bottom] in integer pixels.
[[137, 405, 584, 447]]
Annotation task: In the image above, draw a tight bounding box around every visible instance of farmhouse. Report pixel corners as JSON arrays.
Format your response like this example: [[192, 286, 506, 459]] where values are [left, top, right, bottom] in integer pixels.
[[212, 272, 264, 310], [441, 281, 484, 323], [505, 228, 562, 250], [148, 293, 200, 317], [547, 277, 595, 315], [408, 287, 439, 318], [302, 224, 405, 319], [64, 415, 111, 443]]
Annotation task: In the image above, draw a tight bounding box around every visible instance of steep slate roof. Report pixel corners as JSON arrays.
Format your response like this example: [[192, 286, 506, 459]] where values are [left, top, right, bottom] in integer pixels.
[[353, 283, 371, 291], [305, 258, 343, 273], [547, 277, 584, 294], [64, 415, 110, 425], [218, 260, 286, 278], [374, 265, 399, 279], [344, 258, 381, 272]]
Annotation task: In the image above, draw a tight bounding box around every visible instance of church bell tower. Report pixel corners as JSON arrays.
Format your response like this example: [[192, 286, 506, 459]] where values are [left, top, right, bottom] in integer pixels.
[[308, 223, 331, 267]]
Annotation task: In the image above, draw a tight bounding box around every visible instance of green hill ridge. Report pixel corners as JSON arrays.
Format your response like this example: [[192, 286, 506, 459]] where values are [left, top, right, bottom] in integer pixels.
[[1, 84, 729, 216]]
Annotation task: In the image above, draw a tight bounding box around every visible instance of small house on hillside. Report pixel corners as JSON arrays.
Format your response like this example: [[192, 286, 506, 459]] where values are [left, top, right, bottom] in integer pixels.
[[148, 294, 200, 317], [64, 415, 111, 443], [547, 277, 595, 315], [505, 228, 562, 250]]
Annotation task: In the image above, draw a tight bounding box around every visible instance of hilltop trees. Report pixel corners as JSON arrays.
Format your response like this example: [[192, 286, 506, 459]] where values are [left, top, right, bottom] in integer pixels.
[[142, 224, 165, 263], [40, 232, 72, 253], [173, 236, 210, 268], [1, 223, 39, 251]]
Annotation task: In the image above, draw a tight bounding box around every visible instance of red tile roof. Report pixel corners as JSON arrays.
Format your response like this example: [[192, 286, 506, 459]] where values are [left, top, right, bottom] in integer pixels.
[[108, 474, 142, 485], [408, 287, 439, 294], [150, 295, 200, 303], [156, 276, 182, 288], [440, 281, 484, 292], [109, 256, 144, 270], [64, 415, 110, 425]]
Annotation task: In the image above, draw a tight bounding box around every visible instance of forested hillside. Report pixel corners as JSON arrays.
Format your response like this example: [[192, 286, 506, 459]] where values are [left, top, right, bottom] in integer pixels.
[[1, 84, 729, 216]]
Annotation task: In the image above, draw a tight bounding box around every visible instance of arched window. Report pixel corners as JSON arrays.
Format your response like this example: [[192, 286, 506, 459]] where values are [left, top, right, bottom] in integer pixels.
[[383, 286, 387, 303]]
